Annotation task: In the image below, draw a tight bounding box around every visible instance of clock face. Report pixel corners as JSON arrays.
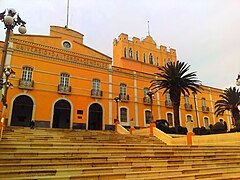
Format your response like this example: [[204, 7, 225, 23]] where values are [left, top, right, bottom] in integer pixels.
[[63, 41, 71, 49]]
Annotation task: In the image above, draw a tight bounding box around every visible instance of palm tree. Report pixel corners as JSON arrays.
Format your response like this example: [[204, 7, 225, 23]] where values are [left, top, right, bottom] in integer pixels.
[[215, 87, 240, 126], [150, 61, 202, 126]]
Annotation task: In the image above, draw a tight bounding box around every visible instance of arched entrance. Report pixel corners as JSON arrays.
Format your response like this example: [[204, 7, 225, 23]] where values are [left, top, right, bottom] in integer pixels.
[[88, 103, 103, 130], [52, 100, 71, 129], [11, 95, 33, 127]]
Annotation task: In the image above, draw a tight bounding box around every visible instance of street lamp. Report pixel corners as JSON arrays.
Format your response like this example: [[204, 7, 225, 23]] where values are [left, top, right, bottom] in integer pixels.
[[114, 96, 120, 123], [2, 66, 15, 107], [0, 8, 26, 102], [147, 90, 154, 123], [192, 92, 200, 134], [236, 73, 240, 86]]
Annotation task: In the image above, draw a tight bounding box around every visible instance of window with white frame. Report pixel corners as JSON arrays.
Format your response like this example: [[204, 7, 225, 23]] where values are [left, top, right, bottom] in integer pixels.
[[22, 66, 33, 81], [120, 83, 127, 95], [124, 47, 127, 58], [167, 113, 173, 126], [186, 115, 192, 122], [144, 87, 149, 97], [184, 95, 190, 105], [149, 53, 153, 65], [129, 48, 133, 58], [60, 73, 70, 87], [92, 79, 100, 91], [204, 117, 209, 128], [202, 98, 206, 107], [145, 110, 151, 125], [166, 92, 171, 102], [120, 107, 128, 123]]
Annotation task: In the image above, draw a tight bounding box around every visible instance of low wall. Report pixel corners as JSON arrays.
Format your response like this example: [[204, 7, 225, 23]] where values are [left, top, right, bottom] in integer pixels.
[[132, 128, 150, 136], [116, 123, 129, 134], [192, 132, 240, 146]]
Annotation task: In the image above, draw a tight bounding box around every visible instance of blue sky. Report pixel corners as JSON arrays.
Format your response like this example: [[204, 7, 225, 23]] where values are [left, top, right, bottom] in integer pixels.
[[1, 0, 240, 89]]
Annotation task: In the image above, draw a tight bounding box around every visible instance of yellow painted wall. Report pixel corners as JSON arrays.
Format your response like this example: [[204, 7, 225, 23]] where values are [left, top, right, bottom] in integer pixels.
[[0, 26, 232, 130]]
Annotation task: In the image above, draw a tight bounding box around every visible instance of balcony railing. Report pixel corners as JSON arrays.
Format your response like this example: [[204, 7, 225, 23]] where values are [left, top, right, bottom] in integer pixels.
[[184, 103, 193, 111], [202, 106, 210, 113], [58, 85, 71, 94], [18, 79, 34, 89], [165, 100, 173, 108], [91, 89, 103, 98], [143, 97, 151, 105], [119, 94, 129, 102]]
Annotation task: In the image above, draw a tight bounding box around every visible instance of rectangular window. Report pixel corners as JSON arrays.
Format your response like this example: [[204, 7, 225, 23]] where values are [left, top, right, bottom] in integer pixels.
[[167, 113, 173, 126], [145, 110, 151, 124], [144, 88, 149, 97], [60, 73, 70, 87], [92, 79, 100, 91], [202, 98, 206, 107], [166, 92, 171, 102], [120, 108, 127, 122], [22, 67, 33, 81], [120, 83, 127, 95], [184, 95, 190, 104], [204, 117, 209, 128]]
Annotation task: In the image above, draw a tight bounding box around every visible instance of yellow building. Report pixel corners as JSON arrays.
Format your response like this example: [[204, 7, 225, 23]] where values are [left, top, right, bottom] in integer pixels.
[[0, 26, 232, 130]]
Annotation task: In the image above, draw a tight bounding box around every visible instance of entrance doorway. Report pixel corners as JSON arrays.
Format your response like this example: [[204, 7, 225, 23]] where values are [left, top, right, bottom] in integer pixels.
[[11, 95, 33, 127], [88, 103, 103, 130], [52, 100, 71, 129]]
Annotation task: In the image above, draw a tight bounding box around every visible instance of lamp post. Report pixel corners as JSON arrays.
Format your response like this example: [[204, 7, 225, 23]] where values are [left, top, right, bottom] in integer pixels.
[[192, 92, 200, 134], [114, 96, 120, 122], [147, 90, 154, 123], [0, 8, 26, 102], [236, 73, 240, 86]]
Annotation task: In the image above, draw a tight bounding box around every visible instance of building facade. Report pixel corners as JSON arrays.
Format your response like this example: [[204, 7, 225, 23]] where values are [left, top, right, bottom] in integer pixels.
[[0, 26, 232, 130]]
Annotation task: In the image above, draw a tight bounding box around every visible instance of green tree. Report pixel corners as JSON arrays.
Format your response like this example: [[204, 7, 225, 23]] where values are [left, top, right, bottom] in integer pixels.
[[215, 87, 240, 126], [150, 61, 202, 126]]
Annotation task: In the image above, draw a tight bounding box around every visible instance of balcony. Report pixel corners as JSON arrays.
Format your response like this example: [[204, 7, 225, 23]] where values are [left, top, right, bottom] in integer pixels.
[[18, 79, 34, 89], [165, 100, 173, 108], [143, 97, 151, 105], [119, 93, 129, 102], [58, 85, 71, 94], [91, 89, 103, 98], [184, 103, 193, 111], [202, 106, 210, 113]]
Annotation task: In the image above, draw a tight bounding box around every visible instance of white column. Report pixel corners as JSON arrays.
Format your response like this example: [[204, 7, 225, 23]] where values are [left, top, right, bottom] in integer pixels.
[[108, 66, 113, 125], [209, 88, 216, 124], [133, 71, 138, 126], [156, 91, 161, 119]]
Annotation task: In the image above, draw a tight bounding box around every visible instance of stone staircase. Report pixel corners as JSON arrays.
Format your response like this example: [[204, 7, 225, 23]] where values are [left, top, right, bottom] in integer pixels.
[[0, 126, 240, 179]]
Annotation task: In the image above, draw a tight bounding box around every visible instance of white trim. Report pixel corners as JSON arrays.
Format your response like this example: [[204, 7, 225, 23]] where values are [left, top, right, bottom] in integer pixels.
[[209, 88, 216, 124], [108, 70, 113, 125], [166, 112, 174, 127], [144, 109, 151, 127], [133, 71, 138, 126], [51, 97, 73, 129], [156, 91, 161, 119], [203, 116, 210, 128], [119, 106, 129, 126], [8, 93, 36, 126], [86, 102, 105, 130]]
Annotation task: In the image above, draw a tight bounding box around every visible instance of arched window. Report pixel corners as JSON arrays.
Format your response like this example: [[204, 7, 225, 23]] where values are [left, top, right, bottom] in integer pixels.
[[120, 107, 128, 123], [167, 113, 173, 126], [136, 51, 138, 60], [204, 117, 209, 128], [145, 110, 151, 125], [186, 115, 192, 122], [149, 53, 153, 65], [124, 47, 127, 58], [143, 53, 146, 63], [129, 48, 133, 58]]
